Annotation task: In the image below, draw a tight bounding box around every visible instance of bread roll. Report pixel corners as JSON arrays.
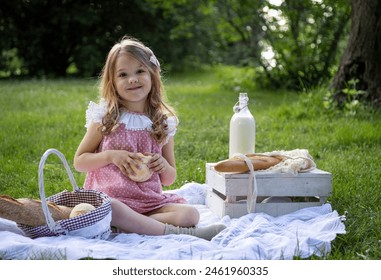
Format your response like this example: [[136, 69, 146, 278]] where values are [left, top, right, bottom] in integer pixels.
[[69, 203, 96, 218], [128, 153, 153, 182]]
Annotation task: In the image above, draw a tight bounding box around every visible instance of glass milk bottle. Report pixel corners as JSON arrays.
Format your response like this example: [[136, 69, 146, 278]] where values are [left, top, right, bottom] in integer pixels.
[[229, 92, 256, 158]]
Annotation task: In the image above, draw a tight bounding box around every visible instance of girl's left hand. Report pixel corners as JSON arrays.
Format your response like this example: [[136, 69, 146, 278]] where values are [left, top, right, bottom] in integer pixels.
[[146, 153, 168, 174]]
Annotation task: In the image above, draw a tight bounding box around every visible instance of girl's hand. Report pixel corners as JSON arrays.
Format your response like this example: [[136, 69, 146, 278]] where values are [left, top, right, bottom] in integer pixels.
[[109, 150, 142, 177], [145, 153, 168, 174]]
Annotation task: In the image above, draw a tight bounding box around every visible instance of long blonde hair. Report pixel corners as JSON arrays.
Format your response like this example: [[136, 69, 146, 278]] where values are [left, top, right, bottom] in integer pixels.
[[98, 36, 176, 144]]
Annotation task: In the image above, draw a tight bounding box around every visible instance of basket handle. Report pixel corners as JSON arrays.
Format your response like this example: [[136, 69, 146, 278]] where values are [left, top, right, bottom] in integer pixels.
[[38, 148, 80, 232]]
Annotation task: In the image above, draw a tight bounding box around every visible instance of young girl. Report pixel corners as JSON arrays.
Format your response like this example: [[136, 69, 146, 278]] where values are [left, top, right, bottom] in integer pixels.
[[74, 36, 225, 240]]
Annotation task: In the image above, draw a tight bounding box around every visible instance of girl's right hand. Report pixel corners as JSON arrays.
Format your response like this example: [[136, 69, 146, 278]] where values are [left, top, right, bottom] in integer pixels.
[[109, 150, 142, 178]]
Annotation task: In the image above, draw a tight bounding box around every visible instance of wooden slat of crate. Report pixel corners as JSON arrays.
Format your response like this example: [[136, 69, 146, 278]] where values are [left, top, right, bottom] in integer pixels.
[[206, 163, 332, 198], [207, 190, 247, 218], [205, 163, 332, 217], [207, 190, 323, 218]]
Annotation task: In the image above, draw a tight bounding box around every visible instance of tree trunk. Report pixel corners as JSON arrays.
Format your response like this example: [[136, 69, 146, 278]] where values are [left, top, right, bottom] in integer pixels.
[[331, 0, 381, 107]]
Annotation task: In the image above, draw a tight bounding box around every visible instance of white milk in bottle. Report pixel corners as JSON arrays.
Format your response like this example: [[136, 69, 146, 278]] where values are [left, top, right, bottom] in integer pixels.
[[229, 92, 256, 158]]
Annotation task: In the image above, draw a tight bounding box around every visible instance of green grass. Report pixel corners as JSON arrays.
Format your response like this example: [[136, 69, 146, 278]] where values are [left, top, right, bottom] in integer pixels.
[[0, 66, 380, 259]]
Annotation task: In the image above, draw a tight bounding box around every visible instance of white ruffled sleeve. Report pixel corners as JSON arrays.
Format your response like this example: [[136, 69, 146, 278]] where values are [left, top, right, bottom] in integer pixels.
[[85, 99, 108, 129], [165, 116, 178, 138]]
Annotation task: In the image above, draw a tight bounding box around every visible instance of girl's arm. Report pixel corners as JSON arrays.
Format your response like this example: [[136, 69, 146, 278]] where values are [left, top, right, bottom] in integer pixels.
[[148, 137, 177, 186], [74, 122, 140, 176], [74, 122, 111, 172]]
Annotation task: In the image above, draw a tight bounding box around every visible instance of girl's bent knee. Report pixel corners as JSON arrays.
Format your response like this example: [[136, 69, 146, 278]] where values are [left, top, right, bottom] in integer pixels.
[[181, 206, 200, 227]]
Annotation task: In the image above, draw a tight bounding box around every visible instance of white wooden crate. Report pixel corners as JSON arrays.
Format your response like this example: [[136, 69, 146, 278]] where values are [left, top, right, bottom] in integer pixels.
[[205, 163, 332, 218]]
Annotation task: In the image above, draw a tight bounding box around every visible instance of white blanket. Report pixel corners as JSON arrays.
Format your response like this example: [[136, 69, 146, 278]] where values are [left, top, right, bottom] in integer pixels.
[[0, 183, 345, 260]]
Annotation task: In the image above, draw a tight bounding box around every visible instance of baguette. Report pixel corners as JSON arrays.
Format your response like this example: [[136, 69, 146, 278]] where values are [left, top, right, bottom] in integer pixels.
[[214, 154, 284, 173], [0, 194, 72, 227]]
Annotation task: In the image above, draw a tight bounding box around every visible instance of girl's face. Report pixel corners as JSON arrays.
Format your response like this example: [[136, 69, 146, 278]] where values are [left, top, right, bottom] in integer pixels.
[[114, 53, 152, 112]]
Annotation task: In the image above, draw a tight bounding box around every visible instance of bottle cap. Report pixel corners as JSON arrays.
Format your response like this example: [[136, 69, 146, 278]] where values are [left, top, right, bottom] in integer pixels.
[[239, 92, 248, 99], [233, 93, 249, 113]]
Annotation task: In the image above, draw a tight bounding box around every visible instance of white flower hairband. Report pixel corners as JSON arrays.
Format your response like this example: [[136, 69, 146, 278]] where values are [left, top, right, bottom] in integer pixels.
[[146, 47, 161, 71]]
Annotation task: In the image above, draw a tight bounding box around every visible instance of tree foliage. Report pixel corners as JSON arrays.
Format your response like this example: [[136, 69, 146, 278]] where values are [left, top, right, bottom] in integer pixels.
[[0, 0, 351, 92], [259, 0, 351, 89], [0, 0, 163, 77]]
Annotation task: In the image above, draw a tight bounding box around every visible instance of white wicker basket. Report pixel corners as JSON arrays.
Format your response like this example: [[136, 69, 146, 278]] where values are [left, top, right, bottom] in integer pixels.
[[18, 149, 112, 239]]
